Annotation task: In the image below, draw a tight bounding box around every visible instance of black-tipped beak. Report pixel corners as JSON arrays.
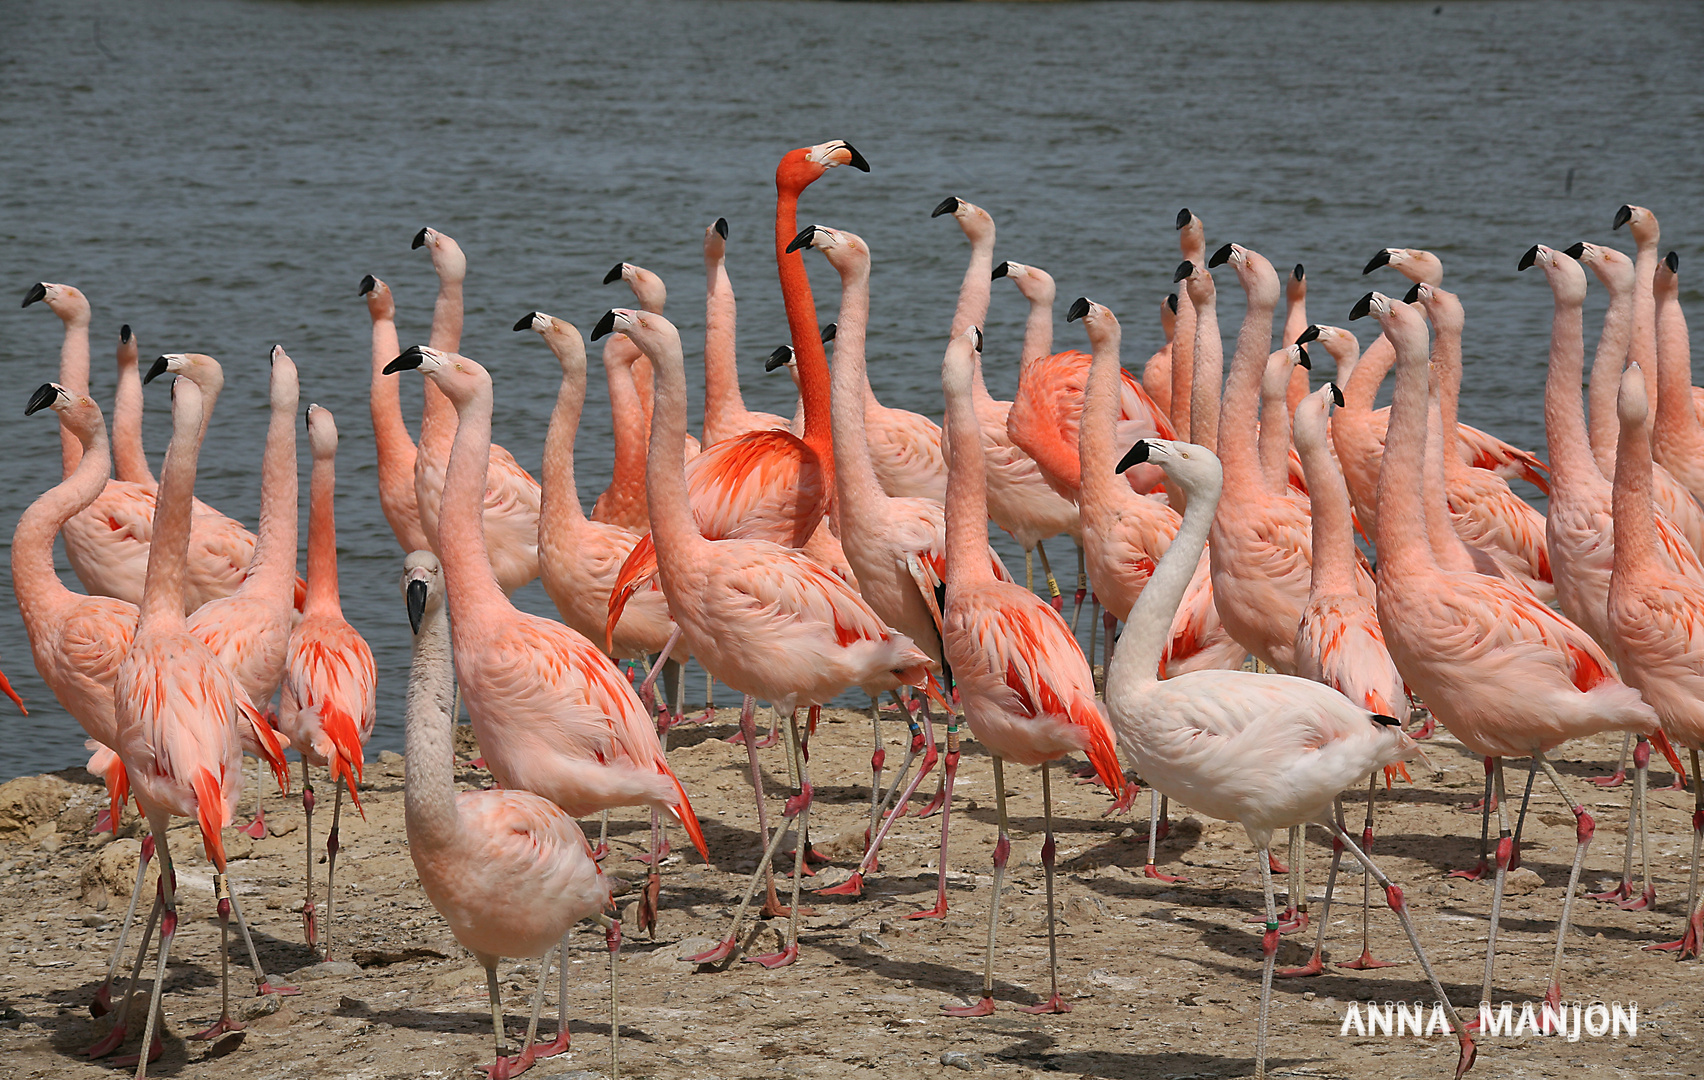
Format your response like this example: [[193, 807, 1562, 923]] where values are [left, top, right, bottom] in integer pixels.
[[1292, 263, 1305, 282], [785, 225, 817, 254], [602, 263, 625, 285], [991, 261, 1009, 280], [1166, 293, 1178, 314], [713, 217, 728, 239], [411, 227, 429, 250], [820, 323, 837, 343], [514, 313, 539, 332], [24, 383, 60, 416], [1296, 346, 1311, 370], [1349, 292, 1376, 321], [842, 143, 870, 172], [1066, 297, 1091, 323], [1115, 439, 1151, 474], [1403, 282, 1423, 304], [22, 282, 47, 308], [1173, 260, 1195, 283], [931, 196, 959, 218], [407, 578, 428, 634], [591, 311, 618, 341], [1329, 382, 1344, 408], [120, 324, 132, 344], [1563, 242, 1586, 260], [1613, 205, 1633, 230], [1363, 249, 1392, 274], [1207, 243, 1235, 268], [359, 274, 377, 295], [143, 357, 171, 384], [1174, 208, 1192, 230], [1517, 244, 1540, 272], [1296, 324, 1321, 344], [383, 346, 426, 374], [971, 327, 983, 352], [765, 345, 793, 372], [1665, 250, 1680, 273]]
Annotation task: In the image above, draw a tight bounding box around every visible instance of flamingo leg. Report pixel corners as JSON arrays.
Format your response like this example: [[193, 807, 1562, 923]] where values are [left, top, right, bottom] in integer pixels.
[[1144, 788, 1184, 882], [301, 759, 317, 948], [637, 631, 681, 724], [1616, 739, 1655, 911], [520, 953, 548, 1063], [593, 810, 610, 862], [1536, 753, 1596, 1015], [686, 773, 798, 965], [1020, 762, 1070, 1014], [748, 710, 810, 968], [531, 935, 571, 1061], [1102, 608, 1116, 695], [480, 964, 533, 1079], [1508, 759, 1537, 873], [94, 833, 155, 1016], [323, 777, 344, 962], [729, 696, 784, 918], [1280, 798, 1344, 978], [1035, 541, 1063, 613], [1477, 759, 1511, 1010], [229, 886, 297, 997], [944, 757, 1009, 1017], [639, 809, 661, 937], [1253, 844, 1279, 1080], [86, 890, 161, 1058], [866, 695, 885, 841], [1023, 547, 1034, 594], [1338, 773, 1397, 970], [909, 715, 962, 920], [1322, 819, 1477, 1080], [820, 704, 937, 894], [1071, 544, 1088, 626], [191, 873, 242, 1040], [702, 666, 714, 723], [1591, 731, 1631, 788], [128, 833, 177, 1080], [1083, 590, 1097, 658], [242, 755, 267, 839], [1449, 756, 1494, 880], [602, 915, 622, 1080], [1648, 748, 1704, 956]]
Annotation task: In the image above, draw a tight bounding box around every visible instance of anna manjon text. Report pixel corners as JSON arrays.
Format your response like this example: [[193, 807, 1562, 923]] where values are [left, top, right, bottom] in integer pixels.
[[1339, 1001, 1639, 1042]]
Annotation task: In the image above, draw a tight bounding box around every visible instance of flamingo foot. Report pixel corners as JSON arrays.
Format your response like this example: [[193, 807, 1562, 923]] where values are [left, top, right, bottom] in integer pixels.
[[532, 1030, 571, 1060], [1279, 910, 1309, 934], [1070, 762, 1097, 784], [684, 937, 737, 964], [1410, 714, 1438, 741], [817, 872, 864, 897], [1018, 993, 1072, 1015], [744, 942, 799, 969], [1276, 953, 1324, 978], [638, 873, 659, 936], [1448, 859, 1490, 881], [110, 1035, 164, 1069], [753, 727, 782, 750], [589, 843, 609, 863], [759, 896, 812, 919], [906, 898, 949, 920], [1615, 884, 1656, 911], [1455, 1034, 1478, 1080], [943, 996, 996, 1017], [1337, 949, 1399, 970], [1268, 853, 1288, 875], [469, 757, 487, 770], [1143, 864, 1186, 883], [1655, 775, 1689, 792], [257, 978, 300, 997], [1589, 769, 1627, 789], [915, 788, 947, 818], [91, 809, 114, 836], [241, 810, 267, 840], [1587, 879, 1633, 902], [190, 1013, 244, 1041], [1643, 911, 1702, 958], [90, 983, 113, 1018], [479, 1046, 536, 1080], [302, 900, 318, 947], [723, 729, 748, 745], [85, 1022, 128, 1058]]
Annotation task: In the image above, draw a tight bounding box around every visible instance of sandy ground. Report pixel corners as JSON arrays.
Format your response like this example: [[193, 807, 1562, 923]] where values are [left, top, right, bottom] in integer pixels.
[[1, 706, 1700, 1080]]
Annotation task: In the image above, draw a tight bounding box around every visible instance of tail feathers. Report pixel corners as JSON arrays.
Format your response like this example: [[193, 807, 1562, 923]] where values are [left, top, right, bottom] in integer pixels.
[[320, 702, 367, 819], [292, 575, 308, 613], [663, 766, 709, 862], [0, 664, 25, 713], [239, 696, 292, 795], [93, 750, 130, 831], [1077, 701, 1126, 795], [607, 536, 660, 650], [192, 766, 229, 870], [1652, 730, 1689, 786]]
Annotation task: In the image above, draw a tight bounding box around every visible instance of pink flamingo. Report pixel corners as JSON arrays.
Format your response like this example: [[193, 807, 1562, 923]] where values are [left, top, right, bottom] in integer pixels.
[[277, 406, 378, 958], [1615, 205, 1704, 422], [1169, 209, 1207, 441], [409, 227, 542, 594], [936, 326, 1125, 1018], [701, 217, 790, 444], [1607, 364, 1704, 958], [384, 344, 707, 937], [188, 346, 304, 839], [1101, 433, 1474, 1080], [1649, 252, 1704, 507], [1142, 293, 1178, 417], [1257, 339, 1311, 496], [592, 306, 928, 968], [358, 274, 429, 553], [1357, 288, 1657, 1013], [401, 551, 619, 1079], [112, 325, 156, 486], [1281, 264, 1311, 411]]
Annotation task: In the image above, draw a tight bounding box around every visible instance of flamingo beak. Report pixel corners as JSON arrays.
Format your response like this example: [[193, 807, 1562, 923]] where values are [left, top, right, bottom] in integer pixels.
[[764, 346, 794, 372], [411, 227, 430, 250], [144, 357, 171, 384], [25, 383, 62, 416], [384, 346, 427, 374], [406, 577, 429, 635]]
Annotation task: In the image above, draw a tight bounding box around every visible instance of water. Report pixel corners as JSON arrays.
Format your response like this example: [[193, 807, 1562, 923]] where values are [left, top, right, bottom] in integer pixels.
[[2, 0, 1700, 780]]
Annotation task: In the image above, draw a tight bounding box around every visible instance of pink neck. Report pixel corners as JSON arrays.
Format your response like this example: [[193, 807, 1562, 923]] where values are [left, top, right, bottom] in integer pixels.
[[1078, 321, 1125, 508], [438, 378, 509, 636], [950, 231, 993, 339], [139, 384, 205, 631], [1587, 273, 1634, 471], [419, 277, 463, 453], [1021, 294, 1054, 370], [1424, 389, 1474, 572], [943, 358, 995, 590], [542, 353, 588, 530], [369, 304, 419, 517], [1189, 280, 1222, 452], [1542, 285, 1602, 490], [58, 320, 91, 478], [701, 250, 744, 444], [303, 444, 341, 618], [13, 418, 109, 624], [1170, 288, 1196, 441], [1215, 282, 1275, 502], [1652, 276, 1702, 458], [599, 341, 650, 526], [827, 260, 888, 519], [776, 184, 835, 487], [1258, 362, 1293, 495], [1294, 405, 1356, 597], [112, 350, 155, 486], [1428, 301, 1467, 473], [245, 367, 300, 606], [641, 327, 709, 575], [1374, 320, 1435, 574], [1613, 395, 1662, 575]]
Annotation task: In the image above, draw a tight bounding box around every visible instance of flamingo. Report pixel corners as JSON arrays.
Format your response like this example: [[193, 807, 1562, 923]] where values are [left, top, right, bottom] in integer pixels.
[[1649, 252, 1704, 507], [1169, 209, 1208, 442], [409, 227, 542, 594], [1142, 293, 1178, 417], [1176, 257, 1224, 453], [1606, 364, 1704, 958], [1357, 288, 1657, 1013], [1615, 205, 1704, 420], [933, 325, 1130, 1018], [789, 222, 1014, 917], [591, 306, 928, 969], [384, 343, 707, 941], [277, 405, 378, 959], [358, 274, 429, 553], [1101, 434, 1474, 1080], [187, 346, 304, 840], [700, 217, 791, 445], [401, 551, 620, 1079], [112, 325, 155, 486]]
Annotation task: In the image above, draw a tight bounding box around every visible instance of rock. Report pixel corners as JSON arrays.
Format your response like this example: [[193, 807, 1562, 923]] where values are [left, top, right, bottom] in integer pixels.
[[857, 930, 884, 949], [291, 961, 360, 980], [0, 775, 79, 841], [941, 1050, 982, 1071], [267, 818, 299, 838], [429, 964, 486, 991], [1502, 867, 1545, 895], [241, 994, 283, 1021], [378, 750, 404, 767], [79, 838, 157, 909], [674, 937, 720, 962]]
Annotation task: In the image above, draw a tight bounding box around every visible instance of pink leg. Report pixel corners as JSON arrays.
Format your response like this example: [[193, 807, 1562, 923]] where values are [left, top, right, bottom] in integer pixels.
[[190, 874, 243, 1040], [1144, 790, 1185, 883], [1337, 775, 1397, 970], [1649, 750, 1703, 956], [819, 705, 938, 896], [908, 718, 961, 920], [1280, 800, 1343, 978], [1535, 754, 1595, 1021], [300, 760, 318, 949], [748, 712, 813, 969], [1018, 763, 1070, 1015], [242, 755, 268, 839], [1591, 731, 1631, 789], [120, 830, 178, 1079], [1449, 757, 1495, 880], [1614, 739, 1655, 911], [944, 757, 1009, 1018], [86, 889, 161, 1058], [94, 834, 155, 1017]]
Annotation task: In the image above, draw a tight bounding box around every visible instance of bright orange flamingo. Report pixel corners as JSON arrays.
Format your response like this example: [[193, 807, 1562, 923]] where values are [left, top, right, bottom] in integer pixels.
[[937, 326, 1124, 1018], [358, 274, 429, 553], [593, 307, 928, 969], [278, 405, 378, 959]]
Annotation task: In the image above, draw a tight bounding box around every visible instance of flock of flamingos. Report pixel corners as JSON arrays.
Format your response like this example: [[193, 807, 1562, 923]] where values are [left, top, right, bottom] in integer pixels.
[[10, 138, 1704, 1080]]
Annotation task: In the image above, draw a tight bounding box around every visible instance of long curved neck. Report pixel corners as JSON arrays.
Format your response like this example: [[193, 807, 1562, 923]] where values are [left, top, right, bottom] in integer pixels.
[[369, 304, 419, 500], [1430, 306, 1467, 473], [420, 274, 463, 453], [403, 599, 459, 850], [112, 350, 155, 486], [58, 318, 91, 478], [1614, 398, 1662, 578], [1374, 322, 1435, 574], [1258, 364, 1293, 495], [1188, 282, 1222, 452], [1107, 460, 1218, 694], [244, 374, 300, 604], [1078, 325, 1125, 510], [139, 388, 204, 632], [776, 182, 835, 487], [13, 423, 109, 624], [950, 232, 993, 339], [943, 361, 995, 591], [542, 356, 588, 534], [1588, 274, 1634, 472], [601, 344, 650, 525], [1543, 286, 1602, 491], [303, 445, 342, 618], [828, 263, 887, 519], [1652, 278, 1702, 458], [1631, 236, 1658, 415], [643, 330, 709, 571], [1022, 293, 1054, 368], [1215, 284, 1274, 502], [1295, 410, 1355, 597], [439, 380, 509, 636], [701, 249, 744, 444], [1170, 289, 1196, 441], [1424, 390, 1474, 572]]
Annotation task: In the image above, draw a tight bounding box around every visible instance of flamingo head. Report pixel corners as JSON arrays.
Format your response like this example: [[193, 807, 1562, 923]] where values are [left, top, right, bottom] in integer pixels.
[[411, 226, 467, 283], [1654, 250, 1681, 299], [1565, 241, 1635, 294], [604, 262, 666, 313], [402, 550, 444, 635], [779, 141, 870, 191], [933, 196, 995, 246], [144, 354, 224, 399], [1618, 362, 1649, 428], [1294, 324, 1359, 374], [1286, 263, 1306, 303], [1293, 384, 1338, 455], [267, 346, 300, 408], [1262, 345, 1309, 402], [940, 326, 982, 401], [1118, 438, 1222, 498], [1403, 280, 1463, 337], [1175, 257, 1215, 307], [1175, 208, 1206, 262], [991, 259, 1056, 306], [305, 403, 338, 459], [1160, 293, 1178, 339], [25, 382, 103, 435], [1066, 296, 1120, 352], [1612, 204, 1658, 245], [1363, 247, 1443, 287], [385, 344, 490, 406], [764, 345, 801, 395], [516, 311, 586, 376], [1208, 243, 1279, 309], [359, 274, 395, 320], [1520, 244, 1587, 305], [787, 223, 870, 280], [704, 217, 729, 263], [590, 308, 681, 367], [117, 324, 139, 366], [20, 281, 91, 325]]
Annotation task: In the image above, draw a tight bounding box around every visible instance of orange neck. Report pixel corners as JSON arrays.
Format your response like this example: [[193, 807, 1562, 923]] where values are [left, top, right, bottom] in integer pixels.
[[775, 179, 835, 495]]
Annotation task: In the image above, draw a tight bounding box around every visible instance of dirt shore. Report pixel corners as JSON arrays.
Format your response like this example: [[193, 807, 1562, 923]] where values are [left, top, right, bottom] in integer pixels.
[[1, 708, 1698, 1079]]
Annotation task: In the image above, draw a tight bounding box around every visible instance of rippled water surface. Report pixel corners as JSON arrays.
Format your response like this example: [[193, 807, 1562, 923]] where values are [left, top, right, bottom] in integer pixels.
[[2, 0, 1701, 779]]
